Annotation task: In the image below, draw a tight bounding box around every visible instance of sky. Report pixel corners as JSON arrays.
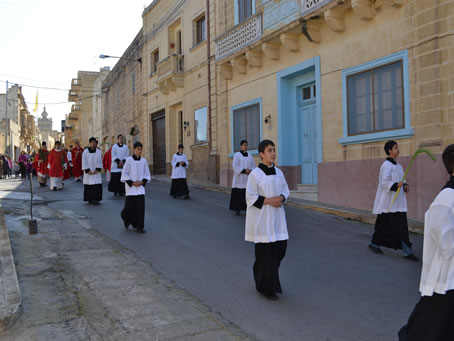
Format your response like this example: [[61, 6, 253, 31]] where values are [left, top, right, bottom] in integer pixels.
[[0, 0, 152, 130]]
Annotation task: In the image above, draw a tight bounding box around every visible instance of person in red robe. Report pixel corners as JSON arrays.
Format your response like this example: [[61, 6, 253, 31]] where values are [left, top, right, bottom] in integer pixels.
[[63, 148, 72, 181], [71, 141, 83, 182], [47, 141, 68, 191], [103, 145, 112, 182], [36, 141, 49, 187]]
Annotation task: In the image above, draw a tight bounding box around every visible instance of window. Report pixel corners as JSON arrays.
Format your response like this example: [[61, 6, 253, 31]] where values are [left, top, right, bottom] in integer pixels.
[[347, 61, 404, 136], [237, 0, 254, 24], [233, 103, 260, 152], [151, 49, 159, 74], [195, 15, 206, 45], [195, 107, 207, 144]]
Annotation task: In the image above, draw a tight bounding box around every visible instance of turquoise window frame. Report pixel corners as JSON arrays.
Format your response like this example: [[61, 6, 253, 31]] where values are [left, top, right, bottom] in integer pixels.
[[229, 97, 262, 158], [339, 50, 413, 145]]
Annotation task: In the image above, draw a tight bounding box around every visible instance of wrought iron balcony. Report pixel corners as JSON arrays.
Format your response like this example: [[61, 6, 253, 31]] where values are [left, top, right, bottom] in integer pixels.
[[156, 54, 184, 94], [215, 13, 263, 61]]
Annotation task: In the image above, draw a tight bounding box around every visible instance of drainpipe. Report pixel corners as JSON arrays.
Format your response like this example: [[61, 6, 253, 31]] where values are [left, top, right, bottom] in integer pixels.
[[206, 0, 212, 152]]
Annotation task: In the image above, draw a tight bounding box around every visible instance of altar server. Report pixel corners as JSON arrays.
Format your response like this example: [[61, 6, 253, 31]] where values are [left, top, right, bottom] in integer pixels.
[[369, 140, 418, 261], [170, 144, 190, 199], [82, 137, 103, 205], [121, 142, 151, 233], [398, 144, 454, 340], [245, 139, 289, 300], [230, 139, 256, 215]]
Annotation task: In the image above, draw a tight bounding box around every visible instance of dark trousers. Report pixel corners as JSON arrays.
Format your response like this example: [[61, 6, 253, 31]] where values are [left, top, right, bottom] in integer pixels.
[[253, 240, 287, 296], [399, 290, 454, 341]]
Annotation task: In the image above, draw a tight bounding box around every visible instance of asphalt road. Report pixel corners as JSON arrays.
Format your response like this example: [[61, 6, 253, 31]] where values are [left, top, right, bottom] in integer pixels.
[[35, 177, 422, 341]]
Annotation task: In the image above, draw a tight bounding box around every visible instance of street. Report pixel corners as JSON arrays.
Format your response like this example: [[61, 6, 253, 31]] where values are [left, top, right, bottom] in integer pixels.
[[26, 177, 423, 341]]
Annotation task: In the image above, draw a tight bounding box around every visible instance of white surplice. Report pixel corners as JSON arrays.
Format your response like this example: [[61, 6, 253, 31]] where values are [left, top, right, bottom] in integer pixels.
[[111, 144, 130, 173], [121, 156, 151, 196], [82, 148, 103, 185], [232, 152, 256, 189], [171, 153, 189, 179], [245, 166, 290, 243], [372, 159, 407, 214], [420, 187, 454, 296]]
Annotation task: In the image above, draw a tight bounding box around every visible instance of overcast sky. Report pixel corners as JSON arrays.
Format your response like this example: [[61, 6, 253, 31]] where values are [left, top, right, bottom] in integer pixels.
[[0, 0, 151, 130]]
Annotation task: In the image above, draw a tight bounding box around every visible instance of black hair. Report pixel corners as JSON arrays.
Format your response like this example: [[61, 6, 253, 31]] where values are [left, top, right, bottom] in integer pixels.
[[240, 140, 248, 146], [258, 139, 275, 154], [117, 134, 123, 139], [42, 141, 46, 146], [89, 137, 97, 143], [178, 144, 184, 149], [69, 145, 73, 148], [442, 144, 454, 175], [384, 140, 397, 156], [55, 141, 61, 145], [134, 142, 143, 149]]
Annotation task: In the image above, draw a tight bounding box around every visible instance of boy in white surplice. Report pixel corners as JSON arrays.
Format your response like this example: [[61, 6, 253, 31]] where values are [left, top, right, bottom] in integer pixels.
[[82, 137, 103, 205], [245, 139, 289, 301], [170, 144, 190, 199], [120, 142, 151, 233], [398, 144, 454, 340], [369, 140, 418, 261]]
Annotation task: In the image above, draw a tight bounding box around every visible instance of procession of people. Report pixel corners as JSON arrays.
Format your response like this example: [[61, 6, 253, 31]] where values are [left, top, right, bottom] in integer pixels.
[[15, 134, 454, 340]]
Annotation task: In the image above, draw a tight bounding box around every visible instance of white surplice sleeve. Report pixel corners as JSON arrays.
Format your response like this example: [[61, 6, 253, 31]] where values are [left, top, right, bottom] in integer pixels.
[[246, 171, 260, 208], [430, 204, 454, 260], [232, 153, 243, 175], [143, 159, 151, 181], [171, 154, 178, 168], [96, 150, 103, 170], [82, 150, 89, 171], [248, 155, 256, 171], [380, 163, 395, 192], [279, 171, 290, 201], [121, 158, 132, 183]]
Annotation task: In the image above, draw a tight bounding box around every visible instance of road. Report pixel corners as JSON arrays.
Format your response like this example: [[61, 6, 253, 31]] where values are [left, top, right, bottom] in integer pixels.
[[36, 178, 422, 341]]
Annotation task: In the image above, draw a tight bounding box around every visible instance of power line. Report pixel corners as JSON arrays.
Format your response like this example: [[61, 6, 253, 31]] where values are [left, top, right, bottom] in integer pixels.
[[0, 79, 102, 92]]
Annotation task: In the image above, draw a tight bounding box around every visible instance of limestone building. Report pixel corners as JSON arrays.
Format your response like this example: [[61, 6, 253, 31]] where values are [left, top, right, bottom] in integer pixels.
[[212, 0, 454, 222], [101, 30, 143, 154]]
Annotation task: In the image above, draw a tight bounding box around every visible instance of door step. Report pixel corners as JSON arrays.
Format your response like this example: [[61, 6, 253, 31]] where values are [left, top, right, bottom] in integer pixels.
[[290, 184, 318, 201]]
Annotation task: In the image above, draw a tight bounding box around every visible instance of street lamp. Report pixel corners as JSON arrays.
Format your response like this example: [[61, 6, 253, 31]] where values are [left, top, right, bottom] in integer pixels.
[[99, 54, 142, 65]]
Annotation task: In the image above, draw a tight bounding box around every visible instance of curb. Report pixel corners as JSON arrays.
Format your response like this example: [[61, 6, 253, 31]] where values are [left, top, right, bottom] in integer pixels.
[[151, 177, 424, 235], [0, 206, 23, 331]]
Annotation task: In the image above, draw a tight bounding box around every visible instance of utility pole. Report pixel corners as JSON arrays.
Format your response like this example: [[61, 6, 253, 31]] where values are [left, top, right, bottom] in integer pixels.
[[4, 80, 7, 156]]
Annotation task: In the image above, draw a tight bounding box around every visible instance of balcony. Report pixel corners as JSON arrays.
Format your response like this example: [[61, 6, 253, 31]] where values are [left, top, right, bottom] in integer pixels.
[[71, 78, 81, 91], [215, 13, 262, 61], [68, 90, 79, 102], [156, 54, 184, 94], [71, 104, 81, 117]]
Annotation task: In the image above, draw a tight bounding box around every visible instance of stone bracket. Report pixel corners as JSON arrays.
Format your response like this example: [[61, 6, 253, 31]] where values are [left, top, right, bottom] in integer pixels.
[[351, 0, 375, 20], [246, 49, 263, 67], [324, 8, 345, 32], [261, 41, 280, 60], [231, 55, 248, 74], [392, 0, 403, 7], [280, 32, 300, 52], [220, 63, 233, 80]]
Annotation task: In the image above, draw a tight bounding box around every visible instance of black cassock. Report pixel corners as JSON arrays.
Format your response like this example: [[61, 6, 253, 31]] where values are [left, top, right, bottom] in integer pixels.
[[121, 195, 145, 230], [399, 290, 454, 341], [108, 172, 125, 195], [371, 212, 411, 250], [229, 188, 247, 212], [170, 178, 189, 197]]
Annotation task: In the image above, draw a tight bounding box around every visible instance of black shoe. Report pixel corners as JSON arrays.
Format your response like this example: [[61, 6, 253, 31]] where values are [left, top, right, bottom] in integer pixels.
[[262, 293, 278, 301], [368, 244, 384, 254], [403, 254, 419, 262], [114, 193, 118, 197], [53, 187, 57, 191], [136, 228, 145, 234], [184, 195, 190, 200], [172, 195, 177, 199], [88, 201, 93, 204], [235, 211, 241, 216], [119, 193, 125, 197], [123, 221, 129, 229], [93, 200, 99, 206]]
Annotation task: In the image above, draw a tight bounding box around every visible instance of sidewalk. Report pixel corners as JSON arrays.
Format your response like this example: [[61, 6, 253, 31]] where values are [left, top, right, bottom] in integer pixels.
[[0, 178, 252, 340], [151, 175, 424, 235]]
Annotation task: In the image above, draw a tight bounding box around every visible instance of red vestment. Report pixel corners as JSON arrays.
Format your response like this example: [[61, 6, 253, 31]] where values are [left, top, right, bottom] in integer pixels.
[[36, 148, 49, 176], [47, 149, 67, 178], [71, 146, 83, 178], [103, 147, 112, 172]]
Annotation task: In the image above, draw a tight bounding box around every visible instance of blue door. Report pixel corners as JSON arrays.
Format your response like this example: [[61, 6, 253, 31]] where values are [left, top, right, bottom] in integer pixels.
[[299, 83, 317, 184]]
